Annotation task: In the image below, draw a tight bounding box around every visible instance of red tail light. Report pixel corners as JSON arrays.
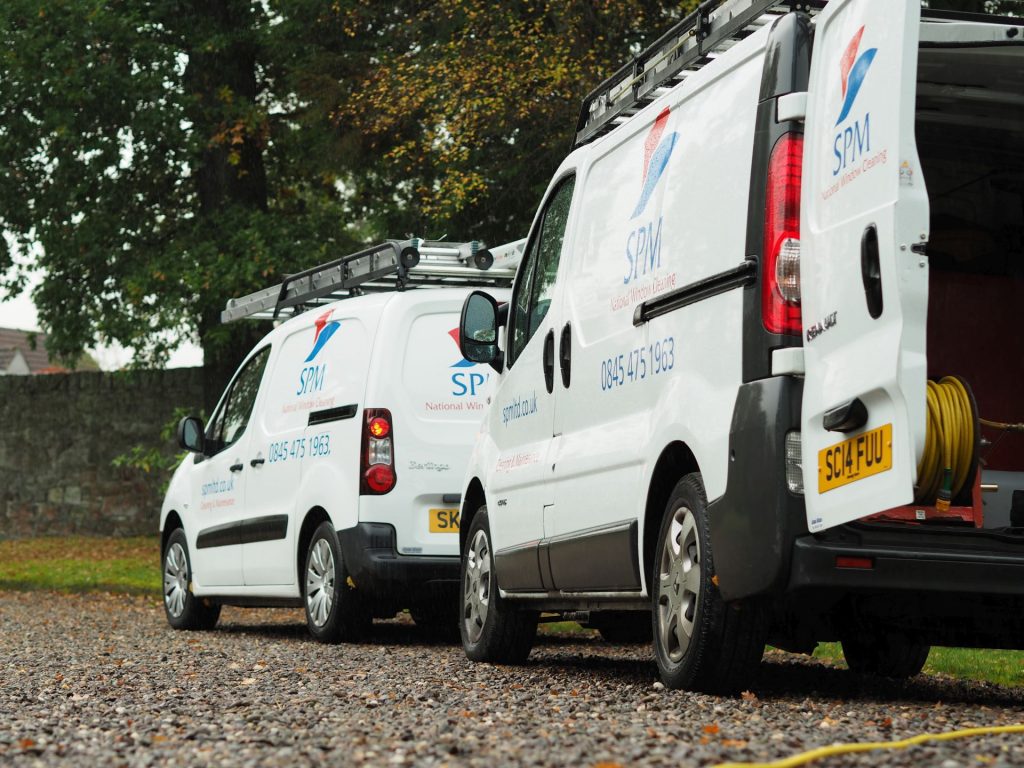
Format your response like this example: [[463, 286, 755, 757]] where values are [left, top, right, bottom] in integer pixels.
[[762, 132, 803, 336], [360, 408, 395, 495]]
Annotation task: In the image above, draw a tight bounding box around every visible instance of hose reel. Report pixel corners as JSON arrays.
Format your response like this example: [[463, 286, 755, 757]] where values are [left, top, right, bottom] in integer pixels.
[[916, 376, 979, 509]]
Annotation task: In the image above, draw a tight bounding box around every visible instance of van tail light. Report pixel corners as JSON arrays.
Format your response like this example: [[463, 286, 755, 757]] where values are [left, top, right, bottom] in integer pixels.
[[762, 132, 803, 336], [360, 408, 395, 495]]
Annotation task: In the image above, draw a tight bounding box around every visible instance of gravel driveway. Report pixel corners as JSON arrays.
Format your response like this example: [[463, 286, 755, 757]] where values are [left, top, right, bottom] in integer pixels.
[[2, 590, 1023, 767]]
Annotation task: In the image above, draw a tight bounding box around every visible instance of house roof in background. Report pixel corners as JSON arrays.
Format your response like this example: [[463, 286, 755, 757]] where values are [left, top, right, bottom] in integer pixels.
[[0, 327, 99, 374]]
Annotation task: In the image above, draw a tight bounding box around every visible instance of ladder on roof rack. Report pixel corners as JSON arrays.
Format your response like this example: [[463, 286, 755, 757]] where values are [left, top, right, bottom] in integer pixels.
[[573, 0, 822, 150], [221, 238, 525, 324]]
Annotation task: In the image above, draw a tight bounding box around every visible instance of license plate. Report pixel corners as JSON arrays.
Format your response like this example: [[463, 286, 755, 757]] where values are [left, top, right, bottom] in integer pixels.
[[428, 508, 460, 533], [818, 423, 893, 494]]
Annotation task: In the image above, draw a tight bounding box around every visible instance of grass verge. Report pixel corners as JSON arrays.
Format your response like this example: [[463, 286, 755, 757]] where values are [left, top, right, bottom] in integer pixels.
[[0, 536, 160, 595], [814, 641, 1024, 688]]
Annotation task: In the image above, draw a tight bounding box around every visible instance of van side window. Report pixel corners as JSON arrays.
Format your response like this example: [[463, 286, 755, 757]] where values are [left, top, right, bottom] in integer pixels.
[[206, 346, 271, 453], [507, 175, 576, 366]]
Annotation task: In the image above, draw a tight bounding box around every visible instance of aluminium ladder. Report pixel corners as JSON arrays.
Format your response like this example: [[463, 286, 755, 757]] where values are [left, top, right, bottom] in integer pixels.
[[573, 0, 823, 150], [222, 238, 525, 324]]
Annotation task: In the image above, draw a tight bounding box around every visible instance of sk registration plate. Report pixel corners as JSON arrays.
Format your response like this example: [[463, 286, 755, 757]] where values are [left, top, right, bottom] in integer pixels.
[[429, 508, 460, 533]]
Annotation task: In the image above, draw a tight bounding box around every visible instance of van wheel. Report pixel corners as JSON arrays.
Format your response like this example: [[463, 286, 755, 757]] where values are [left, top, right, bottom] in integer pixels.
[[304, 521, 370, 643], [460, 508, 537, 663], [652, 473, 765, 693], [162, 528, 220, 631], [841, 632, 930, 678]]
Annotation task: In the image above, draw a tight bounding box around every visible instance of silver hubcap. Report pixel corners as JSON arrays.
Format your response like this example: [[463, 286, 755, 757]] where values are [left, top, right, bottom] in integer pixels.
[[463, 529, 491, 643], [164, 542, 188, 618], [306, 538, 336, 627], [657, 505, 702, 663]]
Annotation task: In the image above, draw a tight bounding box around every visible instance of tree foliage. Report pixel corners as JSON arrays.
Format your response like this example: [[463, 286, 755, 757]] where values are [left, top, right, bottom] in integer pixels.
[[9, 0, 1019, 392]]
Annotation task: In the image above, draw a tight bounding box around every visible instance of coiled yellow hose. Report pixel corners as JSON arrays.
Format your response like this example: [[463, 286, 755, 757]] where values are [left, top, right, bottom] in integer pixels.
[[916, 376, 975, 506]]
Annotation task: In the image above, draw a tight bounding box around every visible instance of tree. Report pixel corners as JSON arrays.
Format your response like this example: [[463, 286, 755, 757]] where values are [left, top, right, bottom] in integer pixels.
[[0, 0, 690, 407], [0, 0, 359, 408]]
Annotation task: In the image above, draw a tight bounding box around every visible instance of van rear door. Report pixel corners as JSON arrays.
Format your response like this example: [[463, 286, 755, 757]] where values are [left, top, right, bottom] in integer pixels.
[[800, 0, 928, 532]]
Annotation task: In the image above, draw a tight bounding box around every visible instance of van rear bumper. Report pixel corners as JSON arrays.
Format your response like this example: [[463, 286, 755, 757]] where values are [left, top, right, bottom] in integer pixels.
[[338, 522, 460, 602], [789, 525, 1024, 596]]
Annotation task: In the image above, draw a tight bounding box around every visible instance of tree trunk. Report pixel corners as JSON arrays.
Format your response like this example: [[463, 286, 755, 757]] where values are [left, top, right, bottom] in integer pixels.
[[180, 0, 270, 413]]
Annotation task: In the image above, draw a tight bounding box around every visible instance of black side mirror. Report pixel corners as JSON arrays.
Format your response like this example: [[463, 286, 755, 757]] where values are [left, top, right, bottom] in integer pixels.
[[176, 416, 206, 454], [459, 291, 504, 373]]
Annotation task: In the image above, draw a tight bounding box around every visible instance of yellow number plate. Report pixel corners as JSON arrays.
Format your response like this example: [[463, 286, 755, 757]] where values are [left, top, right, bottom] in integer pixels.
[[818, 423, 893, 493], [429, 508, 460, 533]]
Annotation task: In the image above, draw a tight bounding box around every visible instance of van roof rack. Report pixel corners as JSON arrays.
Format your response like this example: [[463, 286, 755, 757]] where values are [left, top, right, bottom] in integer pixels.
[[573, 0, 819, 150], [222, 238, 525, 324]]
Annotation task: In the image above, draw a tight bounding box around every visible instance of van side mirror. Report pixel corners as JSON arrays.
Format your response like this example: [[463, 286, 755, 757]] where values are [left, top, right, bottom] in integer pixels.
[[176, 416, 206, 454], [459, 291, 504, 373]]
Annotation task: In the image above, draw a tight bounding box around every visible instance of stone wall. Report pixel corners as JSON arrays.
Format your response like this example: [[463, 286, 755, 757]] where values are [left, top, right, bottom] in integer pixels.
[[0, 368, 204, 539]]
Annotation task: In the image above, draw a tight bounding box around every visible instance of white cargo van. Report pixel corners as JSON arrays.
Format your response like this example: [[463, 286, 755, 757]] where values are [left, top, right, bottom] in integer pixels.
[[159, 239, 516, 641], [456, 0, 1024, 691]]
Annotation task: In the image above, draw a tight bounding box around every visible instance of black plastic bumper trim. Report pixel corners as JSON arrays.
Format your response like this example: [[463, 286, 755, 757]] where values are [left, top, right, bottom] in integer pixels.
[[337, 523, 459, 598]]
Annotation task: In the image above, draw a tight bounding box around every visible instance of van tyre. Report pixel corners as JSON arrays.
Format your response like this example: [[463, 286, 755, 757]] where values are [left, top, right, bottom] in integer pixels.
[[652, 473, 765, 693], [304, 521, 371, 643], [841, 632, 930, 679], [162, 528, 221, 631], [460, 508, 538, 663]]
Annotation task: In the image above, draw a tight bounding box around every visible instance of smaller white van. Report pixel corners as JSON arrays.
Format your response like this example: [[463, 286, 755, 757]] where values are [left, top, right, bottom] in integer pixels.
[[159, 240, 517, 641]]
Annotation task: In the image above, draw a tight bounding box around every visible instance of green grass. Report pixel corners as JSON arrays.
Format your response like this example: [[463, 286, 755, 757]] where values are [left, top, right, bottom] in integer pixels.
[[814, 641, 1024, 688], [0, 536, 160, 595]]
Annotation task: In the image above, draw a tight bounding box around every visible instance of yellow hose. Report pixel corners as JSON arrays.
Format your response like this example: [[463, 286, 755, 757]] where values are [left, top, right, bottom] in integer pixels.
[[916, 376, 975, 506], [714, 723, 1024, 768]]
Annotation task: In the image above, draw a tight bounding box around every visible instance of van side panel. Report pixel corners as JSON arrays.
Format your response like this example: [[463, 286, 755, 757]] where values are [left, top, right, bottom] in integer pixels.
[[291, 311, 376, 553], [549, 33, 766, 590]]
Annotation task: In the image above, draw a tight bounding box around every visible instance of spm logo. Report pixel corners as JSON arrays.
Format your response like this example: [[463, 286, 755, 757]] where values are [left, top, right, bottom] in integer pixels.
[[297, 309, 338, 396], [448, 328, 488, 398], [832, 26, 877, 177], [632, 107, 679, 219], [305, 309, 341, 363], [625, 106, 678, 285]]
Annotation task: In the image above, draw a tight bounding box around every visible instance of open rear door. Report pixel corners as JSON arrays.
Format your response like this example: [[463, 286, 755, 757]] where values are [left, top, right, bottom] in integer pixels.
[[801, 0, 928, 533]]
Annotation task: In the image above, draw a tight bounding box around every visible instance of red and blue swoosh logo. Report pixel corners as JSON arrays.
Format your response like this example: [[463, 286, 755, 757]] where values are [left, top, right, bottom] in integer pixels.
[[835, 26, 877, 127], [448, 328, 475, 368], [632, 107, 679, 219], [305, 309, 341, 363]]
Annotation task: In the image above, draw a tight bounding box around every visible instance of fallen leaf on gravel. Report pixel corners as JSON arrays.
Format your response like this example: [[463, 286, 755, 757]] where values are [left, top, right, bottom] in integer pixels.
[[722, 739, 748, 748], [703, 724, 720, 734], [819, 717, 837, 729], [880, 717, 893, 728], [593, 763, 623, 768], [741, 690, 757, 702], [240, 678, 257, 686], [17, 739, 35, 749]]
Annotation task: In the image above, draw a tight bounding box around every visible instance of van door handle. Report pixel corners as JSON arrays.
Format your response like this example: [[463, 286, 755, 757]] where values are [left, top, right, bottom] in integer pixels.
[[861, 224, 883, 319], [559, 322, 571, 388], [229, 462, 244, 473], [250, 456, 265, 468], [542, 329, 555, 394]]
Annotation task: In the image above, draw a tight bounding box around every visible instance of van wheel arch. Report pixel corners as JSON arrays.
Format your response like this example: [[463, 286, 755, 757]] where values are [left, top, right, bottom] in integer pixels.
[[162, 511, 184, 555], [643, 443, 700, 588], [460, 478, 486, 555], [297, 507, 331, 586]]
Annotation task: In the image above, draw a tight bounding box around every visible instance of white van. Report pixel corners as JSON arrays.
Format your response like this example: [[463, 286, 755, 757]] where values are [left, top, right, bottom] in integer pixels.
[[456, 0, 1024, 691], [159, 240, 516, 641]]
